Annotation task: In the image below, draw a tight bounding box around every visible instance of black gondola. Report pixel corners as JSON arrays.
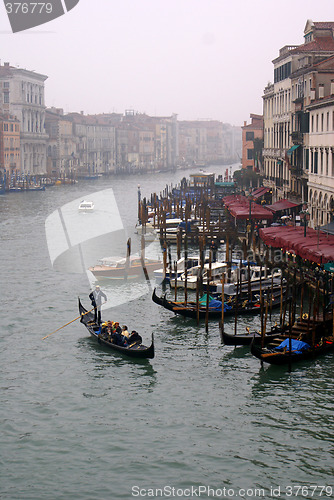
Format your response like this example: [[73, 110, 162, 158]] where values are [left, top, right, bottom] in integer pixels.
[[152, 288, 284, 320], [221, 325, 286, 346], [78, 298, 154, 359], [250, 321, 334, 365]]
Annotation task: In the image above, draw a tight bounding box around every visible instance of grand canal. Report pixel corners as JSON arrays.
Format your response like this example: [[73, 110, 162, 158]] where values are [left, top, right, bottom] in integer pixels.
[[1, 166, 333, 500]]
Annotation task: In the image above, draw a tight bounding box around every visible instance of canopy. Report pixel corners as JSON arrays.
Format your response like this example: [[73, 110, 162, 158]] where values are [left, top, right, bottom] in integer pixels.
[[223, 195, 273, 220], [287, 145, 300, 155], [259, 226, 334, 264], [320, 222, 334, 235], [265, 199, 300, 212]]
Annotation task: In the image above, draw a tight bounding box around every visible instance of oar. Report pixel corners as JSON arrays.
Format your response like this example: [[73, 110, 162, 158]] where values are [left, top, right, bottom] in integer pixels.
[[42, 301, 106, 340], [42, 306, 95, 340]]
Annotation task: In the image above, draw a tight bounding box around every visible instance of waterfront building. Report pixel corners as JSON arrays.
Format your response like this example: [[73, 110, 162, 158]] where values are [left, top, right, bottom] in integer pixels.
[[0, 62, 48, 175], [262, 20, 334, 208], [0, 113, 20, 177], [45, 108, 79, 179], [178, 120, 241, 167], [307, 94, 334, 227], [241, 114, 263, 172], [65, 112, 116, 176]]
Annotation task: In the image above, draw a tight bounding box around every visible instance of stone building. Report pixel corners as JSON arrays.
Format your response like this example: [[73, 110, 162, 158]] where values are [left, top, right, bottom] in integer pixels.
[[0, 62, 48, 175], [262, 20, 334, 206], [45, 108, 78, 179], [307, 95, 334, 227]]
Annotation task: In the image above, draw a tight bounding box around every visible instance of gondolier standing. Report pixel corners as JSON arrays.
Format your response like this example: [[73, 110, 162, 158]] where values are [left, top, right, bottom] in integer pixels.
[[89, 285, 107, 325]]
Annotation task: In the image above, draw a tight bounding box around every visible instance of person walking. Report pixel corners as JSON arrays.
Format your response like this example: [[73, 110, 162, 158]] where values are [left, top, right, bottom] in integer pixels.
[[89, 285, 107, 325]]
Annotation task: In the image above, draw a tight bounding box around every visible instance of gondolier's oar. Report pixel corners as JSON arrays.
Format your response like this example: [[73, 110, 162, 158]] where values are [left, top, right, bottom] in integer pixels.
[[42, 301, 105, 340]]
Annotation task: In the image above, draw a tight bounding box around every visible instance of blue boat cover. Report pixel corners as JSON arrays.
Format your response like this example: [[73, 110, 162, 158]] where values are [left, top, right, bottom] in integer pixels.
[[199, 295, 232, 311], [276, 338, 310, 353]]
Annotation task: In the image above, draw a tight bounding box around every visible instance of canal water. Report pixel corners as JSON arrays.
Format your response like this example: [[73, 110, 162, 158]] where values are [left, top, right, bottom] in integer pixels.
[[1, 165, 333, 500]]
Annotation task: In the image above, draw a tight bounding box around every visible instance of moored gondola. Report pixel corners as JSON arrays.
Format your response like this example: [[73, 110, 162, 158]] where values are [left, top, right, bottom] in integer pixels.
[[152, 288, 283, 320], [250, 320, 334, 365], [78, 299, 154, 359], [221, 325, 285, 346]]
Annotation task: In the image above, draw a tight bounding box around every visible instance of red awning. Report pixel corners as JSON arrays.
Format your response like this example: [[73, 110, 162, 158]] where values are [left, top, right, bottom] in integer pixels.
[[250, 187, 270, 199], [265, 199, 300, 212], [259, 226, 334, 264], [223, 195, 273, 220]]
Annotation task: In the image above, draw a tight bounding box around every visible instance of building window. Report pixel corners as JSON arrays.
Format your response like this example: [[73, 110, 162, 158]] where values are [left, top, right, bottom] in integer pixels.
[[3, 81, 9, 88], [247, 149, 254, 160], [3, 93, 9, 103], [246, 131, 254, 141], [314, 151, 318, 174]]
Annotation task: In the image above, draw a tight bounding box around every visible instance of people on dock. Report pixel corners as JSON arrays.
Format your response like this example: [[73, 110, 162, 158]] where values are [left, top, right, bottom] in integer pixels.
[[89, 285, 107, 325]]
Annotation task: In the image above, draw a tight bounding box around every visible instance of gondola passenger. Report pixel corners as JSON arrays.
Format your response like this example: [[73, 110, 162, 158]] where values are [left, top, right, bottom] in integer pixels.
[[122, 325, 130, 339], [128, 330, 142, 345]]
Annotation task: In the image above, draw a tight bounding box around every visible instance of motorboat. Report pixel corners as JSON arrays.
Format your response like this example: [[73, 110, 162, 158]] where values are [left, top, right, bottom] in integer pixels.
[[213, 266, 283, 295], [170, 261, 228, 289], [78, 200, 94, 212], [135, 222, 157, 242], [153, 256, 201, 283], [89, 255, 162, 280]]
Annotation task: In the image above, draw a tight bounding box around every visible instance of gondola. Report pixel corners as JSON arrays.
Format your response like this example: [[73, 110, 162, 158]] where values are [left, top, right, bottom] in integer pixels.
[[220, 324, 285, 346], [78, 299, 154, 359], [152, 288, 284, 320], [250, 322, 334, 366]]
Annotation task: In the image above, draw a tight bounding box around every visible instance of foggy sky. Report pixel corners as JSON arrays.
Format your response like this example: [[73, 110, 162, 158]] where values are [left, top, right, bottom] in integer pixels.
[[1, 0, 334, 126]]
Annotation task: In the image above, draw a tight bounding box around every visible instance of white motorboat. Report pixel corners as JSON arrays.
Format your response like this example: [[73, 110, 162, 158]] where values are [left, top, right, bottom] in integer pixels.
[[78, 200, 94, 212]]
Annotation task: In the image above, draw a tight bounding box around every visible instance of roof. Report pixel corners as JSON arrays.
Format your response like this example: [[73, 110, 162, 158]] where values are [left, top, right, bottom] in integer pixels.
[[291, 36, 334, 53], [259, 226, 334, 264], [265, 199, 301, 212]]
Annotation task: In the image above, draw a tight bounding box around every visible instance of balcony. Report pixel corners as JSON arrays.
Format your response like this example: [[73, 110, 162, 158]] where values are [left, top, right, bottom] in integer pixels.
[[290, 165, 303, 177]]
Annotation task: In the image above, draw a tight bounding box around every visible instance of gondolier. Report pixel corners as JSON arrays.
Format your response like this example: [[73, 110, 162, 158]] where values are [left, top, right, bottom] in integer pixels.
[[89, 285, 107, 325]]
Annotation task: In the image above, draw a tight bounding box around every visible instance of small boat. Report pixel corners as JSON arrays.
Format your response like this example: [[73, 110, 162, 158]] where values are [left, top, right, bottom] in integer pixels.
[[78, 200, 94, 212], [250, 318, 334, 365], [152, 288, 284, 320], [78, 299, 154, 359], [89, 255, 162, 280]]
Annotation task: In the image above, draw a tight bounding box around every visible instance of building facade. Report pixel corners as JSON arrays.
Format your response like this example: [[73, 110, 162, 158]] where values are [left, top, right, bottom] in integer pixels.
[[0, 113, 20, 176], [241, 114, 263, 171], [262, 20, 334, 208], [307, 95, 334, 227], [0, 62, 48, 175]]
